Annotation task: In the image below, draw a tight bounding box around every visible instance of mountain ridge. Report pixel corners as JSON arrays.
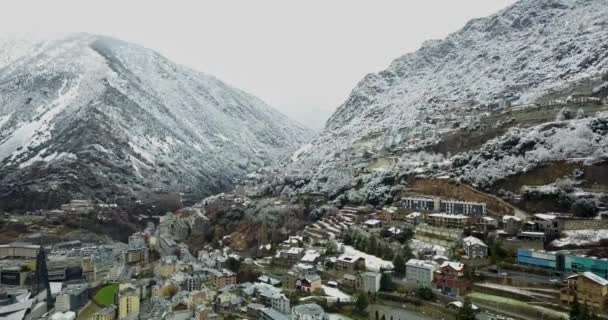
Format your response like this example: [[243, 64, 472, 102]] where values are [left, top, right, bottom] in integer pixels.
[[0, 33, 312, 210], [244, 0, 608, 214]]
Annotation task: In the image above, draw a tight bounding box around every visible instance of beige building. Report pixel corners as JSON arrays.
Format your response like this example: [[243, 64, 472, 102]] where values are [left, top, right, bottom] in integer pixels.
[[118, 285, 140, 320], [335, 255, 365, 272], [0, 242, 39, 259], [207, 268, 236, 289], [82, 256, 96, 282], [561, 272, 608, 312], [425, 213, 469, 228], [93, 305, 117, 320]]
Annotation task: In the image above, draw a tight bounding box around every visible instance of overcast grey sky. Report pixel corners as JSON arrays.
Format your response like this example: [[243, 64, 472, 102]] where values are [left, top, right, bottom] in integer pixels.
[[1, 0, 517, 130]]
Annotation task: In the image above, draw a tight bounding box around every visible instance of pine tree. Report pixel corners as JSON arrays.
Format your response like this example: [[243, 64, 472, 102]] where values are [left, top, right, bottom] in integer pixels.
[[569, 296, 580, 320], [580, 302, 589, 320], [368, 235, 378, 255], [402, 244, 414, 260], [392, 254, 406, 277], [456, 297, 476, 320], [355, 292, 369, 315], [380, 272, 394, 291]]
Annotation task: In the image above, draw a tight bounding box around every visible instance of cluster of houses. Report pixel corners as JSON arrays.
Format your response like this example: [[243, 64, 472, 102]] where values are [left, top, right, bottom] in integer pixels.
[[6, 191, 608, 320]]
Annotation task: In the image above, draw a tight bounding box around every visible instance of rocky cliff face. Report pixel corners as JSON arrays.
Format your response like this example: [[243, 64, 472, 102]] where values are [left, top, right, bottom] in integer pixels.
[[0, 34, 312, 210], [307, 0, 607, 162], [250, 0, 608, 213]]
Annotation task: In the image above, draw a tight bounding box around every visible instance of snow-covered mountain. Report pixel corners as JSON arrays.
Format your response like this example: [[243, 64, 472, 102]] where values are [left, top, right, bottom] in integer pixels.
[[0, 33, 312, 210], [256, 0, 608, 208], [308, 0, 607, 159]]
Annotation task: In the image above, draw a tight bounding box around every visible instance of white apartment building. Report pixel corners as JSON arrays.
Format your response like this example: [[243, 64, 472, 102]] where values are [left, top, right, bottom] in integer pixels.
[[405, 259, 438, 287]]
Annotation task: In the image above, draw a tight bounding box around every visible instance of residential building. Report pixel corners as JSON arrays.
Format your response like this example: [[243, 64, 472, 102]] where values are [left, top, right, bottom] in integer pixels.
[[271, 293, 290, 314], [124, 237, 148, 264], [118, 286, 140, 320], [181, 274, 206, 292], [462, 236, 488, 259], [159, 238, 178, 256], [300, 250, 321, 265], [363, 219, 383, 229], [293, 263, 317, 277], [531, 213, 561, 235], [358, 272, 381, 293], [561, 272, 608, 312], [517, 231, 546, 241], [414, 224, 464, 251], [217, 291, 242, 311], [280, 247, 305, 266], [401, 197, 438, 212], [0, 268, 24, 286], [426, 213, 469, 228], [378, 207, 396, 222], [405, 259, 437, 287], [501, 215, 523, 234], [82, 256, 96, 282], [292, 303, 327, 320], [247, 303, 265, 318], [261, 307, 290, 320], [158, 257, 178, 278], [106, 263, 126, 282], [55, 284, 89, 312], [340, 274, 358, 291], [440, 200, 486, 216], [0, 242, 39, 259], [169, 301, 193, 320], [194, 305, 210, 320], [478, 217, 497, 231], [335, 255, 365, 272], [282, 271, 298, 290], [434, 262, 469, 296], [93, 305, 117, 320], [296, 274, 322, 293], [206, 268, 236, 289], [405, 212, 422, 225]]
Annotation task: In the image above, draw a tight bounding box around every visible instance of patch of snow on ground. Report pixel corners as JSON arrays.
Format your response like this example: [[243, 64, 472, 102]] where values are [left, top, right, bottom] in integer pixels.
[[291, 143, 312, 162], [410, 239, 448, 256], [328, 314, 353, 320], [342, 245, 393, 272], [552, 229, 608, 247], [322, 285, 352, 302]]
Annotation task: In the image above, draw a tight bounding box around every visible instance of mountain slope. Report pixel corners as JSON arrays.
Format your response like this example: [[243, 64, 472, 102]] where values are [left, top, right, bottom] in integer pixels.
[[257, 0, 608, 210], [318, 0, 606, 156], [0, 33, 312, 210]]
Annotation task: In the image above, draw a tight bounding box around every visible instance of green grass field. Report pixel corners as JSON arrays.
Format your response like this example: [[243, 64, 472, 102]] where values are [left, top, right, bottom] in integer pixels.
[[94, 284, 119, 306], [77, 303, 101, 320]]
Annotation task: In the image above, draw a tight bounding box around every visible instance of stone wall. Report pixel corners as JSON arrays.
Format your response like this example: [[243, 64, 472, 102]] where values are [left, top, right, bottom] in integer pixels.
[[562, 219, 608, 231]]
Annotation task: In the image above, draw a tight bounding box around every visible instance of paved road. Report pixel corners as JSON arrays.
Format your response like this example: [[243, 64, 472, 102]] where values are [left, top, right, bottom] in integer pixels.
[[479, 267, 561, 286]]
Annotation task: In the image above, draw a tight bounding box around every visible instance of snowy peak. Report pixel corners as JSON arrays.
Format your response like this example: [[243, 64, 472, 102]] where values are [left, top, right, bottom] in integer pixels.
[[272, 0, 608, 207], [323, 0, 607, 145], [0, 33, 312, 210]]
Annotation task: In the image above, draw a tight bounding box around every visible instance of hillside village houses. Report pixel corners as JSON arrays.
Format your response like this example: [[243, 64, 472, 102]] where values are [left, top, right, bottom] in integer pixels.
[[405, 259, 438, 287], [7, 191, 608, 320], [292, 303, 328, 320], [462, 236, 488, 259], [561, 272, 608, 313], [434, 261, 470, 297]]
